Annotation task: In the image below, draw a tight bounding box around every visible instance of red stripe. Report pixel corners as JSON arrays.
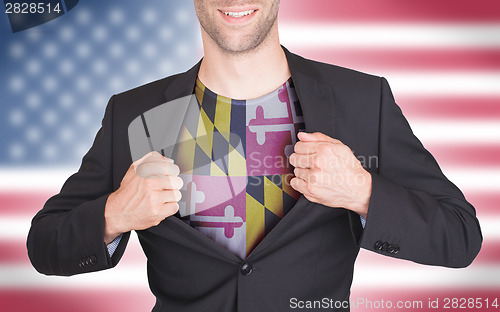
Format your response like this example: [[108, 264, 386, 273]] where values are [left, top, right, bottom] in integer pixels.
[[280, 0, 500, 22], [0, 239, 146, 265], [425, 144, 500, 167], [293, 49, 500, 72], [0, 192, 49, 215], [0, 290, 154, 312], [0, 241, 29, 265], [474, 241, 500, 265], [397, 97, 500, 120], [350, 289, 500, 311], [467, 193, 500, 216]]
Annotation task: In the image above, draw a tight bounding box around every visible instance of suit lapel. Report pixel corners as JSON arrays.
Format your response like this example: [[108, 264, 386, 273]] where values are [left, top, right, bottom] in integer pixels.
[[157, 48, 338, 261], [163, 60, 202, 102], [283, 47, 337, 137]]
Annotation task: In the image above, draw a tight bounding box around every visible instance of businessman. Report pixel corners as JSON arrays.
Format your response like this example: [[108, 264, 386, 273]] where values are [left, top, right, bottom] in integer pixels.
[[27, 1, 482, 311]]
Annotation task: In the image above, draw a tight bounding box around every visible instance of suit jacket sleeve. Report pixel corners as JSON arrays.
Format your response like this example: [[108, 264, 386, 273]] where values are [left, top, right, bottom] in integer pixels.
[[355, 77, 482, 268], [27, 95, 130, 276]]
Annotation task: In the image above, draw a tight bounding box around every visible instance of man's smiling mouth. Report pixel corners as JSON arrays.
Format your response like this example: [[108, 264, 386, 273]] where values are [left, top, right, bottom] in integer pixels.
[[220, 10, 256, 18]]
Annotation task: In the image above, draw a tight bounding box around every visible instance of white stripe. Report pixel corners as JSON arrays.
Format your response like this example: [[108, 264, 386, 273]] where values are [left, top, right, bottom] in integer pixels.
[[2, 215, 499, 242], [353, 265, 500, 288], [0, 265, 148, 290], [0, 232, 147, 290], [0, 217, 30, 240], [410, 119, 500, 145], [441, 168, 500, 193], [385, 72, 500, 96], [1, 230, 139, 289], [280, 23, 500, 48], [0, 167, 77, 191], [3, 167, 493, 197]]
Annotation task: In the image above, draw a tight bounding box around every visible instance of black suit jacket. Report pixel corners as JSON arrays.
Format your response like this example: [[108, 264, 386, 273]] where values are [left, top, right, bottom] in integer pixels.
[[27, 47, 482, 311]]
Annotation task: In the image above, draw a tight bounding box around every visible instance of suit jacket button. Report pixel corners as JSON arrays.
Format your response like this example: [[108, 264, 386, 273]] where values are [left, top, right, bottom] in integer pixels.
[[381, 242, 389, 252], [89, 256, 97, 265], [374, 241, 383, 251], [387, 244, 393, 253], [240, 263, 253, 276], [393, 245, 400, 254]]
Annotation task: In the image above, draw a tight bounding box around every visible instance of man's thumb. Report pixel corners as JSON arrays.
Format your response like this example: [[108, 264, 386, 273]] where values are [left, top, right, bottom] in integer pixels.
[[298, 132, 325, 141], [298, 132, 340, 144]]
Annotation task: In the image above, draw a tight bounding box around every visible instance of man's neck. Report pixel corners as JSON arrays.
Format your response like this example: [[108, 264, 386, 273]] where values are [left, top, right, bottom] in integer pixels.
[[197, 28, 290, 100]]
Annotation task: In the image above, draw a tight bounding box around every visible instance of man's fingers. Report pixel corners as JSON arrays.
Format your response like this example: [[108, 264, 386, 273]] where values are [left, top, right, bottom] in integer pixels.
[[294, 167, 324, 185], [294, 140, 336, 155], [298, 131, 342, 144], [293, 141, 317, 155], [135, 161, 180, 179], [290, 176, 306, 192], [134, 151, 174, 167], [293, 167, 309, 181], [290, 177, 317, 202], [289, 153, 315, 168], [148, 175, 183, 191], [141, 152, 174, 165], [160, 176, 184, 191], [162, 202, 180, 216], [158, 189, 182, 203], [134, 151, 160, 166]]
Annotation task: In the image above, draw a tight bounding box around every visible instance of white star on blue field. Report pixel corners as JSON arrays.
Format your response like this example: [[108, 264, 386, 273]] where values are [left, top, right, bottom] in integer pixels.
[[0, 0, 202, 166]]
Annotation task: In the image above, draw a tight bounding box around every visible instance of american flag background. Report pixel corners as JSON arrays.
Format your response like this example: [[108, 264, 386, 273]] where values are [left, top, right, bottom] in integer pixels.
[[0, 0, 499, 311]]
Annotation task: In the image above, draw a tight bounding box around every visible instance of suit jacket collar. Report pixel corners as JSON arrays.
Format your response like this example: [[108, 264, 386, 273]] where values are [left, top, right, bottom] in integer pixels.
[[282, 46, 336, 137], [163, 60, 202, 102]]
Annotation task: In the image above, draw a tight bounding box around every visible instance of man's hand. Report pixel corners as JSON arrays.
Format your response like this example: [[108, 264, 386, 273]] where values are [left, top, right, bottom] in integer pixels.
[[104, 151, 183, 244], [289, 132, 372, 219]]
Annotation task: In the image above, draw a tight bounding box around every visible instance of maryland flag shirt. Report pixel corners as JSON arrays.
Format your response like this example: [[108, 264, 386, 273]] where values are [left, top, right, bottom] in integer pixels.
[[173, 77, 305, 259]]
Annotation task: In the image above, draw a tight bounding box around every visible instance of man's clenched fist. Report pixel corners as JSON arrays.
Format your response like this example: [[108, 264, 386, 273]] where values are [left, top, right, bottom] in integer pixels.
[[289, 132, 372, 219], [104, 151, 183, 244]]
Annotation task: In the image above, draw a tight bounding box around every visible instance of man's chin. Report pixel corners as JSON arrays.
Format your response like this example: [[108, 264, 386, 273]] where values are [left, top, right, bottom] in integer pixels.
[[215, 35, 267, 55]]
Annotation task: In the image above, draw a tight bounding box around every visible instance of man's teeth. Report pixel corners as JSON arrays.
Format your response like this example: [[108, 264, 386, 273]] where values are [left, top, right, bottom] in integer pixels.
[[222, 10, 255, 18]]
